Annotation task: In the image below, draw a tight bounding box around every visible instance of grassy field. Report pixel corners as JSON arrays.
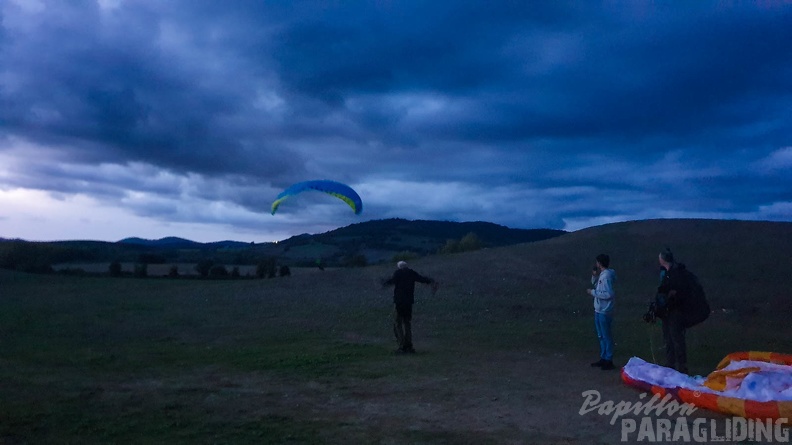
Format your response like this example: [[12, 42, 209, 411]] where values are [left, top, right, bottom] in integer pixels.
[[2, 219, 791, 444]]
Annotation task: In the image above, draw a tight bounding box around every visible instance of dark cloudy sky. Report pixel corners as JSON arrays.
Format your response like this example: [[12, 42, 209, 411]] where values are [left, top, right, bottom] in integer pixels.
[[1, 1, 791, 242]]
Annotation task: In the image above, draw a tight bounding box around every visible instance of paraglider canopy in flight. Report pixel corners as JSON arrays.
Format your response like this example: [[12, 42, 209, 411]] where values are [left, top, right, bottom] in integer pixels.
[[271, 180, 363, 215]]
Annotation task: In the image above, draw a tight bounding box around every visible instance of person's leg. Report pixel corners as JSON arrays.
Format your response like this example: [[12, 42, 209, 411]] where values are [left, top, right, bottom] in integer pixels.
[[597, 313, 615, 370], [393, 308, 405, 350], [598, 313, 609, 359], [662, 318, 676, 369], [402, 304, 414, 352], [592, 313, 606, 366], [601, 313, 614, 361], [669, 313, 687, 373]]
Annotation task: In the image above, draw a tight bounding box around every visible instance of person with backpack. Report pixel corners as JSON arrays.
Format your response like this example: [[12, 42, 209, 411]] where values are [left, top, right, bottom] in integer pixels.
[[656, 248, 710, 375]]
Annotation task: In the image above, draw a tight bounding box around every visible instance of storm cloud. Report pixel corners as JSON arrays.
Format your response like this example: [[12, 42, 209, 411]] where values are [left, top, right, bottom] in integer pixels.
[[1, 1, 791, 241]]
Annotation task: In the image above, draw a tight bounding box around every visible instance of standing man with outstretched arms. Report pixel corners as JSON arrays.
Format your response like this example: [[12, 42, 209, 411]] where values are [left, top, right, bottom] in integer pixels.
[[383, 261, 437, 354]]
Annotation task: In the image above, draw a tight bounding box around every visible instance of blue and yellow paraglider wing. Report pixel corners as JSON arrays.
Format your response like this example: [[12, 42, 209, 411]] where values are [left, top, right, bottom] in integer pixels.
[[271, 180, 362, 215]]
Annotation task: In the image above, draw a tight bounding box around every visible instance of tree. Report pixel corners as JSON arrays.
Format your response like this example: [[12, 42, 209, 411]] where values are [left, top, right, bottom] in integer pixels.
[[459, 232, 483, 251], [256, 258, 277, 278], [133, 263, 148, 278], [439, 232, 483, 254], [109, 260, 123, 277], [195, 259, 214, 277], [0, 240, 54, 273], [438, 239, 461, 254]]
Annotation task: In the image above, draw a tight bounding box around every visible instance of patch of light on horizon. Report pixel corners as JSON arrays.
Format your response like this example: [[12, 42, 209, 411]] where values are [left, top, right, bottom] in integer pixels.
[[0, 188, 288, 243], [0, 142, 292, 241], [562, 215, 633, 232], [1, 142, 269, 209], [562, 206, 792, 232]]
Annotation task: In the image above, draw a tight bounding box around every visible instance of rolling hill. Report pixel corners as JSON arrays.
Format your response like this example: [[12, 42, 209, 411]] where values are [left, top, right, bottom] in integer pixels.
[[0, 218, 566, 270], [412, 218, 792, 315], [250, 218, 566, 265], [344, 218, 792, 375]]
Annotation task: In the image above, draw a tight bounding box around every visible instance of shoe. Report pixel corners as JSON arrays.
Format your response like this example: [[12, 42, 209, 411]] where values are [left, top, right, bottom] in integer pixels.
[[590, 359, 605, 367], [600, 360, 616, 371]]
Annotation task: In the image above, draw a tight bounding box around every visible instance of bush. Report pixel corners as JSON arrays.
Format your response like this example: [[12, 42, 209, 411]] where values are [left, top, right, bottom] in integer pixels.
[[109, 261, 123, 277], [195, 259, 214, 277], [133, 263, 148, 278], [459, 232, 483, 251], [439, 232, 483, 254], [256, 258, 277, 278], [168, 265, 179, 278], [438, 239, 460, 254], [279, 265, 291, 277]]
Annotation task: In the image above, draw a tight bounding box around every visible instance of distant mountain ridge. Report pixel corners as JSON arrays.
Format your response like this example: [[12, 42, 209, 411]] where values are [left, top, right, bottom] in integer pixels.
[[303, 218, 563, 246], [118, 236, 199, 247], [118, 237, 250, 249], [257, 218, 566, 265], [115, 219, 564, 250], [2, 218, 566, 269]]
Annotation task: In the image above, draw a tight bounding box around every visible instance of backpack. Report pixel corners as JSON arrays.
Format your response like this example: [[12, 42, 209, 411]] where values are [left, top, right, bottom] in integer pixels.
[[681, 267, 710, 328]]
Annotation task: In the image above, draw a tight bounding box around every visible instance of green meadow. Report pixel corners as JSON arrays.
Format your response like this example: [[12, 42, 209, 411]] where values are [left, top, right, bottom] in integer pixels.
[[2, 219, 791, 444]]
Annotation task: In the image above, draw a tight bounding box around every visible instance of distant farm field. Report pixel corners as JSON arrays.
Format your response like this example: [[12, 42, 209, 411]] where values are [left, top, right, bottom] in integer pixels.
[[3, 219, 792, 444], [51, 263, 328, 277]]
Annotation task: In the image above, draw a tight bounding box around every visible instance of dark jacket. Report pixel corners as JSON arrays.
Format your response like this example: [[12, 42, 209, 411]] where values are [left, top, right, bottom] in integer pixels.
[[659, 262, 710, 328], [384, 268, 433, 306], [657, 263, 692, 312]]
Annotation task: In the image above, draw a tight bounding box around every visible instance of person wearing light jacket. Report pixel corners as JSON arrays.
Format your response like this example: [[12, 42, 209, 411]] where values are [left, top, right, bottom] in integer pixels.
[[587, 254, 617, 370]]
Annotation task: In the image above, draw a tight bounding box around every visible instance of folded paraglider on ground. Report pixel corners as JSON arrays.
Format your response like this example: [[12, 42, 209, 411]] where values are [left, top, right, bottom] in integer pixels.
[[622, 351, 792, 423]]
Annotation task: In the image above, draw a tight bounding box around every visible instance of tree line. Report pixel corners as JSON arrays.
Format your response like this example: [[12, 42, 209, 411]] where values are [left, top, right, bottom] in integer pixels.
[[0, 232, 486, 275]]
